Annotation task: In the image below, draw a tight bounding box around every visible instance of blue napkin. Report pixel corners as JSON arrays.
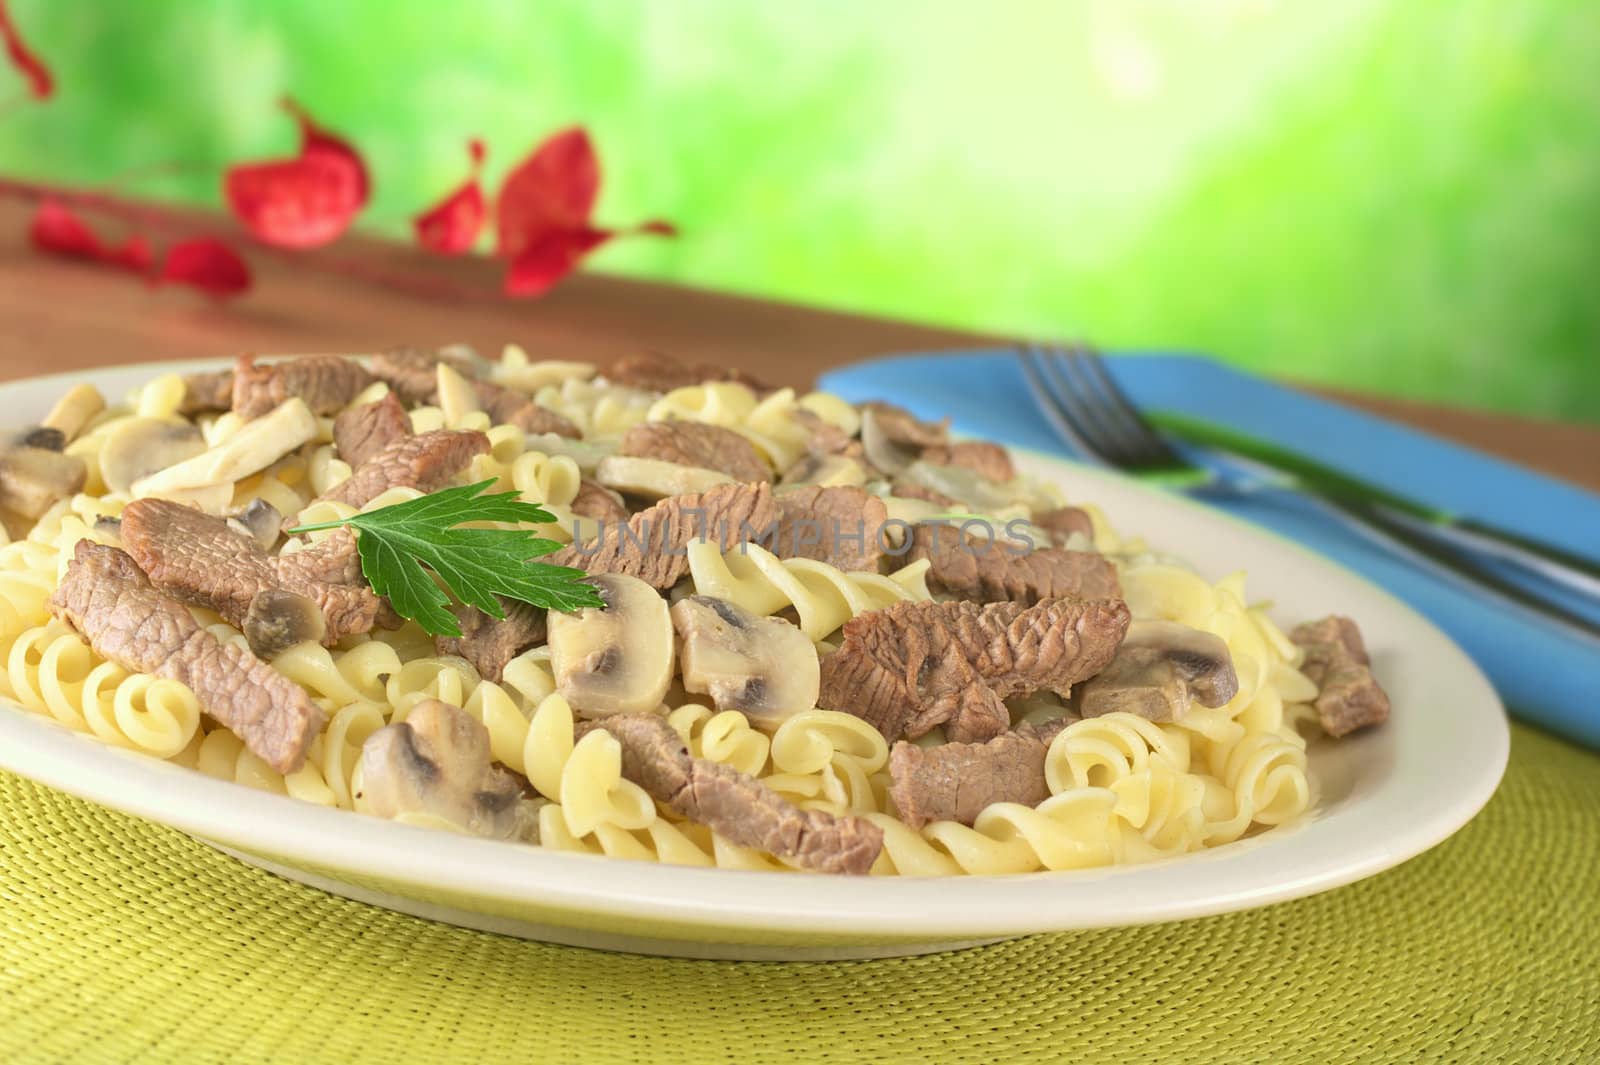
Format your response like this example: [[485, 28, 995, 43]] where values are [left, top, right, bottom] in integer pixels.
[[819, 351, 1600, 749]]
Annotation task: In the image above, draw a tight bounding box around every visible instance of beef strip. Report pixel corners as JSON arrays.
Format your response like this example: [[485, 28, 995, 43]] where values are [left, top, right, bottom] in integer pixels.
[[772, 485, 886, 571], [918, 441, 1016, 483], [789, 408, 855, 457], [888, 718, 1070, 829], [435, 600, 546, 682], [50, 541, 325, 773], [602, 352, 768, 394], [1291, 615, 1391, 737], [906, 523, 1121, 604], [370, 346, 480, 405], [863, 401, 1019, 482], [369, 347, 578, 436], [333, 392, 413, 469], [275, 528, 366, 587], [307, 428, 489, 513], [1033, 506, 1094, 545], [580, 713, 882, 874], [547, 480, 779, 590], [121, 498, 382, 642], [618, 422, 771, 483], [471, 379, 580, 437], [570, 480, 629, 524], [231, 354, 375, 420], [819, 597, 1130, 743], [862, 401, 948, 449], [178, 369, 235, 415]]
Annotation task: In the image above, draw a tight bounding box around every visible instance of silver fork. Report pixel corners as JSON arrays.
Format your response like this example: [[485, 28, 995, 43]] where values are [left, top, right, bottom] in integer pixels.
[[1018, 343, 1600, 646]]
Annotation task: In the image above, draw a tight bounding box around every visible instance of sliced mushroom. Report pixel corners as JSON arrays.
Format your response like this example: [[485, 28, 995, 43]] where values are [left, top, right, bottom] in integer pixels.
[[228, 498, 284, 551], [6, 426, 65, 451], [98, 417, 209, 494], [594, 455, 734, 500], [243, 588, 328, 659], [670, 595, 819, 728], [42, 384, 106, 443], [903, 459, 1025, 511], [0, 429, 87, 519], [92, 515, 123, 545], [547, 573, 674, 716], [779, 452, 868, 488], [132, 398, 317, 509], [858, 406, 918, 476], [354, 699, 527, 839], [1074, 620, 1239, 722]]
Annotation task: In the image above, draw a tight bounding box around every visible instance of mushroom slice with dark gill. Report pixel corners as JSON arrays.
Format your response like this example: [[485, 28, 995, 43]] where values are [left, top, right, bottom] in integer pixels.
[[1291, 615, 1391, 737], [1073, 620, 1239, 723], [97, 417, 208, 495], [355, 699, 530, 839], [670, 596, 819, 727], [243, 588, 328, 659], [547, 573, 675, 716], [0, 426, 86, 519], [228, 498, 284, 552]]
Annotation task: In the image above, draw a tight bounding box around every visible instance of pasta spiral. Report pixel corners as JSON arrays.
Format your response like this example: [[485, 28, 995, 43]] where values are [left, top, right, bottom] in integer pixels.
[[685, 541, 932, 642], [6, 621, 200, 758]]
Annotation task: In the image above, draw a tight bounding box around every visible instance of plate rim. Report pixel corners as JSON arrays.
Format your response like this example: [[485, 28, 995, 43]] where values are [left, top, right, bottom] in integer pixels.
[[0, 358, 1510, 942]]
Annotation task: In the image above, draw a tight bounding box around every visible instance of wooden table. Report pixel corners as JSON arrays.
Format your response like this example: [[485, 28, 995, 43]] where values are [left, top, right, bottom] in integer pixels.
[[2, 197, 1596, 491]]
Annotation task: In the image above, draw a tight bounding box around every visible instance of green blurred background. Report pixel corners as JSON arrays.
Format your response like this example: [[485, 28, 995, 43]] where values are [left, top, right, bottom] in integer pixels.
[[2, 0, 1597, 421]]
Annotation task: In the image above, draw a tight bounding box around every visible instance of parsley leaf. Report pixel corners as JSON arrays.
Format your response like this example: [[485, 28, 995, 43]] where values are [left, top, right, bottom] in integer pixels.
[[286, 480, 604, 637]]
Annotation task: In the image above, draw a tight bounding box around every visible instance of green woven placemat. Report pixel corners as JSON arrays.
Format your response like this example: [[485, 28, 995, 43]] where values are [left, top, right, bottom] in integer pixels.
[[1, 723, 1595, 1065]]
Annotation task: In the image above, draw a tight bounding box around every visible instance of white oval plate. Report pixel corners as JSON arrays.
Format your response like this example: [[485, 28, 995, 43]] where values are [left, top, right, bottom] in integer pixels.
[[0, 360, 1508, 960]]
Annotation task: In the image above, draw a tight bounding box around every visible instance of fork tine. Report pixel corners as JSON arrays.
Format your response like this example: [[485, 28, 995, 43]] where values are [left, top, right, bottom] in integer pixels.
[[1072, 347, 1183, 467], [1018, 346, 1108, 464], [1033, 345, 1135, 466], [1045, 346, 1151, 467]]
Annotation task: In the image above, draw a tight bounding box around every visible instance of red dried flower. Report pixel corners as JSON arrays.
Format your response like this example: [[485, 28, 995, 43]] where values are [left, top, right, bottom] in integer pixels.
[[504, 227, 612, 297], [28, 199, 250, 298], [414, 138, 487, 255], [495, 126, 674, 296], [28, 198, 152, 272], [157, 238, 252, 299], [0, 0, 53, 100], [495, 127, 599, 259], [224, 97, 370, 249]]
